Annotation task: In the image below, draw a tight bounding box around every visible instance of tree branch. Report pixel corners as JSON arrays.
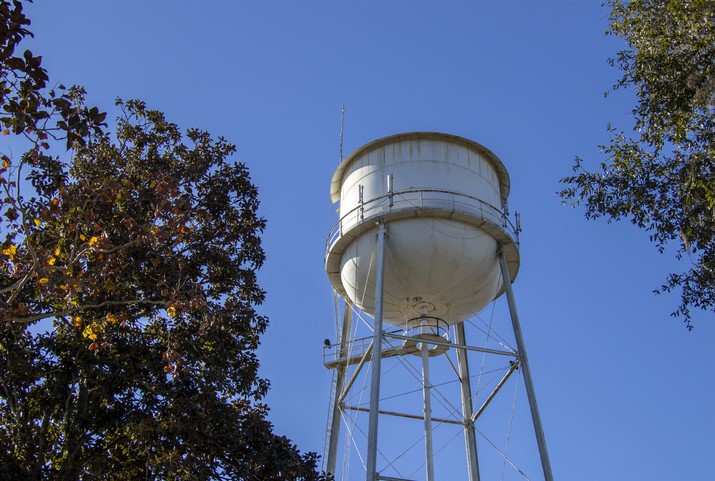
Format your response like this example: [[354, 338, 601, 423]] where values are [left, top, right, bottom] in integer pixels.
[[6, 298, 169, 324]]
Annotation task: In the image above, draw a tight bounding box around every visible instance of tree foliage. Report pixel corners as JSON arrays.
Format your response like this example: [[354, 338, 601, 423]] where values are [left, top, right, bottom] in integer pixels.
[[0, 1, 325, 478], [560, 0, 715, 328]]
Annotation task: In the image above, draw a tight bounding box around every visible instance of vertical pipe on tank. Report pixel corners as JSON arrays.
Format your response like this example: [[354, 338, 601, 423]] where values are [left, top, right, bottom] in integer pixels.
[[387, 173, 394, 208], [421, 342, 435, 481], [326, 306, 353, 476], [454, 322, 481, 481], [366, 222, 387, 481], [497, 248, 555, 481], [359, 185, 365, 222]]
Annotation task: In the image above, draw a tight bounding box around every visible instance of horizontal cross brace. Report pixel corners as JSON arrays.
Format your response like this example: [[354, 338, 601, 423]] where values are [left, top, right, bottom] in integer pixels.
[[324, 332, 516, 370], [342, 404, 464, 426]]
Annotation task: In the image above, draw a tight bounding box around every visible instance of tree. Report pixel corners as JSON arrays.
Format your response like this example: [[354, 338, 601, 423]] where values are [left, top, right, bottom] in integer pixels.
[[0, 1, 325, 478], [559, 0, 715, 329]]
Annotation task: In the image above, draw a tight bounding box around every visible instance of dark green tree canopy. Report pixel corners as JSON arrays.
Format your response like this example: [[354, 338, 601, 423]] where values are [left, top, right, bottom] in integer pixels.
[[0, 1, 325, 478], [560, 0, 715, 329]]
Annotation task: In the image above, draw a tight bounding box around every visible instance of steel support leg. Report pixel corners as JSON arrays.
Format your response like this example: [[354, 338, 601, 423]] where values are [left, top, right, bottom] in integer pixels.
[[497, 249, 555, 481], [326, 306, 353, 476], [366, 222, 387, 481], [454, 322, 480, 481]]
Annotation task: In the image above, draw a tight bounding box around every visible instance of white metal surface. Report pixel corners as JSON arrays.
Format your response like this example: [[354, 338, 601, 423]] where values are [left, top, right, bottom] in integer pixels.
[[454, 322, 480, 481], [366, 222, 387, 481], [329, 132, 511, 205], [325, 307, 353, 476], [421, 342, 435, 481], [340, 217, 501, 323], [323, 133, 555, 481], [498, 248, 555, 481], [326, 132, 520, 326]]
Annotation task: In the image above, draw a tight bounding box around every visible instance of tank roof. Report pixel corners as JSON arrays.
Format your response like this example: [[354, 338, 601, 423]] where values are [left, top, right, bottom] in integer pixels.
[[330, 132, 511, 203]]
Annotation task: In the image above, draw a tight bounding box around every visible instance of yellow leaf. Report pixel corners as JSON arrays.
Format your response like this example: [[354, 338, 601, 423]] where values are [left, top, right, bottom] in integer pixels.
[[47, 256, 56, 266], [33, 218, 41, 226], [79, 234, 86, 241], [1, 158, 9, 168], [106, 313, 118, 324], [167, 306, 177, 318], [2, 244, 16, 257], [88, 236, 99, 246], [82, 325, 97, 341], [38, 278, 49, 285], [54, 246, 61, 256], [82, 322, 103, 341], [2, 129, 9, 135], [73, 315, 82, 327]]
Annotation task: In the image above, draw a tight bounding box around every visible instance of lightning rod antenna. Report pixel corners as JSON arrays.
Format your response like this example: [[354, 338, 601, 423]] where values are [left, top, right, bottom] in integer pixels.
[[339, 102, 345, 162]]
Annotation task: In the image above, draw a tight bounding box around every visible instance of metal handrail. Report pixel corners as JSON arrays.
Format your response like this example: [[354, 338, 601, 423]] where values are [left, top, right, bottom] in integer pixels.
[[323, 335, 372, 365], [325, 188, 520, 257]]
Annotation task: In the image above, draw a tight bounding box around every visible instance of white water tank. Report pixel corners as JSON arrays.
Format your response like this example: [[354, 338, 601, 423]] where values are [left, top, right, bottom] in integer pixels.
[[325, 132, 519, 326]]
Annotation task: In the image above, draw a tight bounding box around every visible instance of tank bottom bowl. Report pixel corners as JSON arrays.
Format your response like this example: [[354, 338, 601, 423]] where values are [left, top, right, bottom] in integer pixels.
[[338, 217, 503, 325]]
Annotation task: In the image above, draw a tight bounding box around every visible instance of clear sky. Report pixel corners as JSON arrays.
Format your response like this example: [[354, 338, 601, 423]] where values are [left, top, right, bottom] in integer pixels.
[[23, 1, 715, 480]]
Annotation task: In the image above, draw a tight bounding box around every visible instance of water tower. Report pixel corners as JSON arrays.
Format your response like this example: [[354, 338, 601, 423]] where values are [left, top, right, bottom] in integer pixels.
[[323, 132, 554, 481]]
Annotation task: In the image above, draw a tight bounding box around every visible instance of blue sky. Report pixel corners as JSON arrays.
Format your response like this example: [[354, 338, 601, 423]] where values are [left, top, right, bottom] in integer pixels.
[[23, 1, 714, 480]]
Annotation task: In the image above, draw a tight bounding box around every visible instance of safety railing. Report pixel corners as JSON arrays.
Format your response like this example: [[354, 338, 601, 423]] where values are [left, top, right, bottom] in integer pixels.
[[325, 188, 520, 257]]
